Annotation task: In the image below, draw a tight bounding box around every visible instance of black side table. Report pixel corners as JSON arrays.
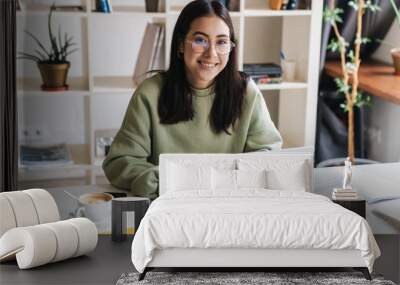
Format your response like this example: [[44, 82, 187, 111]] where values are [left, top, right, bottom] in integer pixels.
[[112, 197, 150, 242], [333, 199, 366, 218]]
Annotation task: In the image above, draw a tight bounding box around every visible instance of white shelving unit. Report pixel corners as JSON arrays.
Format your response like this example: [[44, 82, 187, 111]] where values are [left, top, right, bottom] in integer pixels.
[[17, 0, 323, 185]]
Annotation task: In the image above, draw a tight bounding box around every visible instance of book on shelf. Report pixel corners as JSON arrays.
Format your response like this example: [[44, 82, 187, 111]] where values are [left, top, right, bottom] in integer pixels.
[[243, 63, 282, 77], [332, 188, 359, 200], [252, 76, 282, 85], [332, 194, 359, 200], [157, 0, 165, 12], [133, 23, 165, 85], [95, 0, 111, 13], [53, 5, 84, 11], [243, 63, 282, 81], [151, 25, 165, 71], [245, 63, 283, 84], [20, 143, 73, 167], [333, 188, 357, 193], [106, 0, 112, 12]]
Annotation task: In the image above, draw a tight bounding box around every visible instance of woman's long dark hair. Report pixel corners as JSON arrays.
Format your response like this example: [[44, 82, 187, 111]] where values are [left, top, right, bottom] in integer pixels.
[[158, 0, 248, 134]]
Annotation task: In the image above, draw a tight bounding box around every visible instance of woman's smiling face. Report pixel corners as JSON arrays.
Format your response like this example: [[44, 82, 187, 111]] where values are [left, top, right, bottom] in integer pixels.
[[180, 16, 231, 89]]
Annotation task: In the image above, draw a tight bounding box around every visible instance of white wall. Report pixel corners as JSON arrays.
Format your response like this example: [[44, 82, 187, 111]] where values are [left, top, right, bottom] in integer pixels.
[[19, 96, 87, 145], [366, 21, 400, 162]]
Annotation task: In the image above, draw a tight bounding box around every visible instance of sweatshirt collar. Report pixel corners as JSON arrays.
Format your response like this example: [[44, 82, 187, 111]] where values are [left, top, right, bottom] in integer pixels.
[[190, 83, 215, 97]]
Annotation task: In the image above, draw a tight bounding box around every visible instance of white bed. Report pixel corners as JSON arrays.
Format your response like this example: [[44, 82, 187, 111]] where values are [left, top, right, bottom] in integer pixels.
[[131, 153, 380, 280]]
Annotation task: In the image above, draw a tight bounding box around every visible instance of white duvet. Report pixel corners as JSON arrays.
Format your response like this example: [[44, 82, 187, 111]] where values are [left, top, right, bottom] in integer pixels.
[[131, 190, 380, 273]]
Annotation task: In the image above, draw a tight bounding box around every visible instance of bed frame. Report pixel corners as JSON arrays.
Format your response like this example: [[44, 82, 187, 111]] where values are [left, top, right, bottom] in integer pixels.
[[138, 153, 372, 281], [139, 248, 371, 280]]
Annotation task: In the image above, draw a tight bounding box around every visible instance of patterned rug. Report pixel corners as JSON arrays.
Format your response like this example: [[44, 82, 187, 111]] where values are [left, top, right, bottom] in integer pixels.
[[116, 271, 396, 285]]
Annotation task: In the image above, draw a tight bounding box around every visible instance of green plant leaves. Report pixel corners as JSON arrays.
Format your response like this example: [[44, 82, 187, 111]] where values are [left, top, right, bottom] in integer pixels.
[[327, 39, 339, 52], [18, 3, 78, 63], [327, 38, 349, 53], [365, 0, 381, 12], [323, 7, 343, 24], [389, 0, 400, 27], [334, 78, 350, 94], [348, 0, 381, 12], [355, 37, 371, 45], [334, 79, 372, 112], [355, 91, 372, 108], [347, 50, 355, 62], [348, 1, 359, 11]]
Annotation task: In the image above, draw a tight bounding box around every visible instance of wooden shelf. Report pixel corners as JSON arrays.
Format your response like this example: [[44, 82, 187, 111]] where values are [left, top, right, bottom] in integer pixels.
[[17, 77, 90, 96], [167, 9, 310, 17], [18, 144, 91, 169], [243, 9, 312, 17], [18, 144, 100, 181], [325, 61, 400, 105], [91, 6, 166, 17], [17, 4, 87, 16], [168, 7, 240, 17], [228, 11, 241, 18], [92, 76, 137, 93], [258, 82, 308, 91]]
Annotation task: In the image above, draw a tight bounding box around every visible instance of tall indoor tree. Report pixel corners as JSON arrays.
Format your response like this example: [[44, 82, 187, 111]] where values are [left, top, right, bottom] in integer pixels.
[[323, 0, 381, 162]]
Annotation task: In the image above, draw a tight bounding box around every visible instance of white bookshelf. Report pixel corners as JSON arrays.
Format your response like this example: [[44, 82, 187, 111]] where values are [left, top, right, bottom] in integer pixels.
[[17, 0, 323, 185]]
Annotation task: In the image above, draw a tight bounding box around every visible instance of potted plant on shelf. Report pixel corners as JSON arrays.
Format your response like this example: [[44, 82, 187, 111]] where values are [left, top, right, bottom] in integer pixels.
[[18, 4, 78, 91], [389, 0, 400, 75], [322, 0, 381, 164]]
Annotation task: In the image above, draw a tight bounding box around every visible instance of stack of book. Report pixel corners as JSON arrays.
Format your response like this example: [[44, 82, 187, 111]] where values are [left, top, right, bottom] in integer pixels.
[[20, 143, 73, 167], [243, 63, 282, 84], [133, 23, 165, 85], [332, 188, 359, 200]]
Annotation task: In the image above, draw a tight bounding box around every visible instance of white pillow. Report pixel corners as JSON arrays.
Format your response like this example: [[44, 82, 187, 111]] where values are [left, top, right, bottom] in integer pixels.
[[212, 169, 237, 190], [237, 158, 310, 191], [237, 169, 268, 188], [167, 162, 212, 191], [212, 169, 268, 190], [266, 162, 307, 191]]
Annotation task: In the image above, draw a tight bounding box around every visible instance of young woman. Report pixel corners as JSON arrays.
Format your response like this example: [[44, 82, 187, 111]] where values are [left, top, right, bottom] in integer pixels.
[[103, 0, 282, 199]]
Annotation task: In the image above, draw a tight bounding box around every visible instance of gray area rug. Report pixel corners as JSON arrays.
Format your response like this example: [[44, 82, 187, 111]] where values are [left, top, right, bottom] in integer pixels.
[[116, 271, 396, 285]]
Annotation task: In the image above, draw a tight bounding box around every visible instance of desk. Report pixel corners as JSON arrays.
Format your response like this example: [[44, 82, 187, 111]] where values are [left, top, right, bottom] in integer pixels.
[[324, 61, 400, 105], [45, 184, 123, 220]]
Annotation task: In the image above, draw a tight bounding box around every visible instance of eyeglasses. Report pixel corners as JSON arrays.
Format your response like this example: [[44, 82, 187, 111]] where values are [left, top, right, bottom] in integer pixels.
[[186, 37, 236, 55]]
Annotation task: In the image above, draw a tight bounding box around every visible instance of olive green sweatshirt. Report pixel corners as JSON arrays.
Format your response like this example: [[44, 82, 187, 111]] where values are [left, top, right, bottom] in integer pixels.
[[103, 73, 282, 199]]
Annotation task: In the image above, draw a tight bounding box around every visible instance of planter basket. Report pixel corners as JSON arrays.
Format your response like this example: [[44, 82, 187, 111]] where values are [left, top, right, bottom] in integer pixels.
[[38, 62, 70, 91]]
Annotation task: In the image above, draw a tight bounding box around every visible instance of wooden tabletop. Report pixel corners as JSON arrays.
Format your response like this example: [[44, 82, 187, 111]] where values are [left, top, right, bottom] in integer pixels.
[[324, 61, 400, 105]]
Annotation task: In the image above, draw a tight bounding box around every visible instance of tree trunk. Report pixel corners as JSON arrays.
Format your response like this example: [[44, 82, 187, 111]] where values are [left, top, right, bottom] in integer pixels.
[[348, 107, 355, 162]]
